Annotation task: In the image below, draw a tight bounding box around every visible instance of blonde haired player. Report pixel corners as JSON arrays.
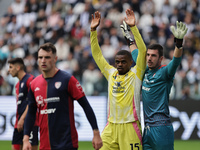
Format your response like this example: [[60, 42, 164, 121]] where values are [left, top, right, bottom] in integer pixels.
[[90, 9, 146, 150]]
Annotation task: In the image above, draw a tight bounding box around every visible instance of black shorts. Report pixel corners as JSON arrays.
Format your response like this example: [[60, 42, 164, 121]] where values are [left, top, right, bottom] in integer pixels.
[[12, 126, 39, 145]]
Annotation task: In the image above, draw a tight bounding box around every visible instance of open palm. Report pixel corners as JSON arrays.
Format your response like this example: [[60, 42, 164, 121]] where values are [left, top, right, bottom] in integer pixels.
[[124, 9, 136, 27], [91, 11, 101, 30]]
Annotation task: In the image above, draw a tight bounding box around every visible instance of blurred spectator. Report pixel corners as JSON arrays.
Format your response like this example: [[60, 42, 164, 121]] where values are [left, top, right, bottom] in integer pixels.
[[12, 26, 32, 53], [23, 54, 40, 77], [101, 37, 116, 65], [79, 1, 95, 30], [141, 0, 155, 15], [161, 0, 173, 17], [64, 5, 78, 32], [11, 0, 25, 15], [43, 0, 54, 16], [54, 37, 70, 61], [0, 79, 12, 95], [6, 15, 19, 35], [25, 0, 40, 13], [1, 40, 25, 59], [82, 62, 102, 96], [47, 8, 61, 28], [57, 52, 79, 75], [35, 9, 47, 29]]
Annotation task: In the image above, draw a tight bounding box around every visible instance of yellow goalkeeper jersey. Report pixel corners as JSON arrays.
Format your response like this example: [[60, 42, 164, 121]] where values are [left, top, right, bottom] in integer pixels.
[[90, 26, 146, 123]]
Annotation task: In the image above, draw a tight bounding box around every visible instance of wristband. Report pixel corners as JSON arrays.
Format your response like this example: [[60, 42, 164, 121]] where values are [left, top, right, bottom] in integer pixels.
[[174, 38, 183, 49], [125, 37, 135, 46]]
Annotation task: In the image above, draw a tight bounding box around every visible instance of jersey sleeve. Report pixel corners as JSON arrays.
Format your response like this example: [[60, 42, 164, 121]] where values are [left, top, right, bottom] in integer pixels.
[[26, 75, 34, 91], [90, 30, 114, 80], [68, 76, 85, 100], [130, 26, 146, 79], [131, 49, 138, 63], [77, 96, 98, 130], [24, 88, 37, 136], [166, 56, 182, 78]]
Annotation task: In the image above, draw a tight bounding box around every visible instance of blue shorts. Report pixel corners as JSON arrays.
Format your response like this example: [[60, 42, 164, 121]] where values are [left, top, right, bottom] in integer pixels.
[[12, 126, 39, 145], [143, 125, 174, 150]]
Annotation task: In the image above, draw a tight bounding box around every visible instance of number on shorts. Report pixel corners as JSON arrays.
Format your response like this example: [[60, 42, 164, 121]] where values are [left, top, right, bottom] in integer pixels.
[[130, 143, 139, 150], [29, 131, 33, 140]]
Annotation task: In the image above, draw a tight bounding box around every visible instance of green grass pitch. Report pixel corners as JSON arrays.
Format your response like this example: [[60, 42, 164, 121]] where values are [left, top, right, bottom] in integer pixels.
[[0, 140, 199, 150]]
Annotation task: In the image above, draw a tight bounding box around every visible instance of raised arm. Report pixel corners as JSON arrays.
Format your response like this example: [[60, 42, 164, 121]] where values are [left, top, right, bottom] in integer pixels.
[[167, 21, 188, 76], [170, 21, 188, 58], [91, 11, 101, 31], [120, 21, 137, 52], [123, 9, 146, 71], [120, 21, 138, 63], [90, 11, 113, 79]]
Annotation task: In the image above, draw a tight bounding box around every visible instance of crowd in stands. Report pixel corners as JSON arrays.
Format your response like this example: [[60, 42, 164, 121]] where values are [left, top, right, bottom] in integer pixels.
[[0, 0, 200, 100]]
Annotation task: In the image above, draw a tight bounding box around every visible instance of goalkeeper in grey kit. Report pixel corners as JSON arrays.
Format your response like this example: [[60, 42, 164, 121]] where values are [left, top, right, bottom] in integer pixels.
[[121, 20, 188, 150]]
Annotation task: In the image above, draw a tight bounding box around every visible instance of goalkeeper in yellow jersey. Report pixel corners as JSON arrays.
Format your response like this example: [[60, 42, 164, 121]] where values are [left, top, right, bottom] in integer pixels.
[[90, 9, 146, 150]]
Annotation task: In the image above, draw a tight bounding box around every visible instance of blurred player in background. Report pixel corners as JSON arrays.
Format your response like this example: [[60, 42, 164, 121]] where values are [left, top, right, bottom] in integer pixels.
[[121, 20, 188, 150], [8, 58, 38, 150], [90, 9, 146, 150], [22, 43, 102, 150]]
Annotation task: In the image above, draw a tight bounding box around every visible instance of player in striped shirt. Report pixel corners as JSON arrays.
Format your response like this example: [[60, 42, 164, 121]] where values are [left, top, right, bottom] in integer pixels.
[[8, 58, 38, 150], [90, 9, 146, 150], [22, 43, 102, 150]]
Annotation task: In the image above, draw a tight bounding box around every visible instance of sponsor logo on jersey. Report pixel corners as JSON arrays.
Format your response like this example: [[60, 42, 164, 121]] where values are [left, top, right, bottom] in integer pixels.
[[36, 95, 44, 106], [55, 82, 61, 89], [112, 81, 125, 93], [115, 81, 122, 87], [36, 96, 60, 107], [18, 93, 24, 98], [76, 82, 81, 89], [76, 81, 83, 93], [144, 75, 154, 83], [40, 108, 56, 114], [34, 87, 40, 91], [45, 97, 60, 103], [21, 82, 24, 88], [113, 73, 118, 80], [142, 86, 150, 91], [17, 100, 22, 105]]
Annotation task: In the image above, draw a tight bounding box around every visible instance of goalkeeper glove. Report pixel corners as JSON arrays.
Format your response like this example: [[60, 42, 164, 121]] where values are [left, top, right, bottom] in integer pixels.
[[120, 21, 135, 46], [170, 21, 188, 49]]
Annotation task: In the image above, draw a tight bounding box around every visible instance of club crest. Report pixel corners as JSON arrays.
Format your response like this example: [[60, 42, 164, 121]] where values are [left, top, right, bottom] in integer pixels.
[[55, 82, 61, 89]]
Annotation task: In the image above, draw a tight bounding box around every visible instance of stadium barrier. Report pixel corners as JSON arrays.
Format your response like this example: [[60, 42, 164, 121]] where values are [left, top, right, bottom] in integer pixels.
[[0, 96, 199, 140]]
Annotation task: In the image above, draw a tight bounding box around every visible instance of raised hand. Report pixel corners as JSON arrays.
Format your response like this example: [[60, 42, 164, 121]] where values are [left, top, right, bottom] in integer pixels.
[[170, 21, 188, 49], [91, 11, 101, 31], [170, 21, 188, 39], [120, 21, 135, 46], [124, 9, 136, 27]]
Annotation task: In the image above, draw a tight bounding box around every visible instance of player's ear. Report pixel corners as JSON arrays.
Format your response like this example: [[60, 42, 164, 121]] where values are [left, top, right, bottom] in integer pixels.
[[54, 55, 58, 63], [129, 59, 133, 68], [159, 56, 164, 64], [16, 64, 21, 71]]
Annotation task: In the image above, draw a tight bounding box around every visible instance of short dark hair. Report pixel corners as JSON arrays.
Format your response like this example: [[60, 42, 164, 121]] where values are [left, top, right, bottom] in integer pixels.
[[116, 50, 133, 61], [8, 58, 25, 70], [38, 42, 56, 54], [147, 44, 163, 57]]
